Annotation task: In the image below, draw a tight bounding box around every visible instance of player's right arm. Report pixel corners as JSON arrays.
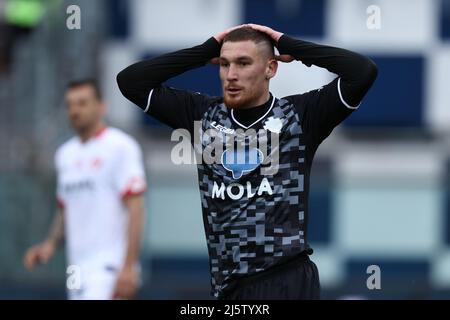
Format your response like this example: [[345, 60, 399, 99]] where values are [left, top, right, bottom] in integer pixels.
[[116, 38, 220, 132], [23, 208, 64, 270], [116, 26, 245, 132], [116, 38, 220, 108]]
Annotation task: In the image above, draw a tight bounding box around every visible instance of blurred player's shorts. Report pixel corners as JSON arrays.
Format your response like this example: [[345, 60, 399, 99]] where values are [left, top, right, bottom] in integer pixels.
[[66, 263, 142, 300]]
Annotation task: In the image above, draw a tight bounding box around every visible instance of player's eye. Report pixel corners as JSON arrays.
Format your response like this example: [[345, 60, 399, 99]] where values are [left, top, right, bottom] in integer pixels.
[[220, 62, 229, 67], [239, 61, 249, 66]]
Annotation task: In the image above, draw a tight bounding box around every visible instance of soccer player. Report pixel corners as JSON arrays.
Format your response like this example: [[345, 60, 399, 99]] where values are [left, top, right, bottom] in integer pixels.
[[23, 79, 147, 300], [116, 24, 377, 300]]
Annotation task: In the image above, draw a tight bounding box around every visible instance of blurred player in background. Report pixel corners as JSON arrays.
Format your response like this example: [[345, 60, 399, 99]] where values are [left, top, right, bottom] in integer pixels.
[[23, 79, 147, 300], [117, 24, 377, 299]]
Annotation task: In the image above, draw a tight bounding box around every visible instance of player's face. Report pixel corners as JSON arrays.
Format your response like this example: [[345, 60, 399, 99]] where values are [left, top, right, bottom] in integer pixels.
[[65, 85, 105, 134], [220, 40, 277, 109]]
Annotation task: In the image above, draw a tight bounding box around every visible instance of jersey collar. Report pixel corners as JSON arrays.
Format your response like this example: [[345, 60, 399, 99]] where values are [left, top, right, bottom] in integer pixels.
[[94, 125, 108, 139], [230, 95, 276, 130], [77, 125, 108, 145]]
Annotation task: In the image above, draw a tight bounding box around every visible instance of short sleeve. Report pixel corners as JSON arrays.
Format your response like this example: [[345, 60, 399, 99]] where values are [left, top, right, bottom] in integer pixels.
[[114, 139, 147, 200], [54, 152, 65, 209]]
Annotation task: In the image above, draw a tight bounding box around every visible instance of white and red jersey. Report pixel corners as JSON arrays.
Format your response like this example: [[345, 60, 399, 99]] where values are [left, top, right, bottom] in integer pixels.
[[55, 126, 147, 271]]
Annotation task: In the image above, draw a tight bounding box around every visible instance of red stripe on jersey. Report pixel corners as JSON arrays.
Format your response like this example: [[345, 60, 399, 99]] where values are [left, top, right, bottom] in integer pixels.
[[57, 198, 65, 209], [94, 125, 108, 138], [121, 177, 147, 199]]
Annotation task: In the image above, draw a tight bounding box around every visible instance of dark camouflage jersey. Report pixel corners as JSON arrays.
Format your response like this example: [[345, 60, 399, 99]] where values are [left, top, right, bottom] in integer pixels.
[[146, 77, 356, 297]]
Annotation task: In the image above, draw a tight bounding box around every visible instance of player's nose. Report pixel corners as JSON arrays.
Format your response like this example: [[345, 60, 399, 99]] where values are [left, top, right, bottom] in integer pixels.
[[226, 64, 239, 81]]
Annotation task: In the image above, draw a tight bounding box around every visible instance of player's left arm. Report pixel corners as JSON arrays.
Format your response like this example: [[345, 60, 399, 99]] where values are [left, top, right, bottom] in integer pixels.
[[113, 193, 144, 300], [112, 138, 147, 300], [248, 24, 378, 145], [249, 23, 378, 107]]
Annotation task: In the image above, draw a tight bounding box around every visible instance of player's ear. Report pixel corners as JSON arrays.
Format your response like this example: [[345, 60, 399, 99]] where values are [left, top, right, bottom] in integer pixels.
[[266, 59, 278, 80]]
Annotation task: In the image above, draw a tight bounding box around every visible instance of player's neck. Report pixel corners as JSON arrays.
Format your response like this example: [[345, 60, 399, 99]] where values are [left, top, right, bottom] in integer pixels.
[[238, 92, 272, 112], [78, 122, 106, 143], [237, 90, 271, 110], [233, 92, 273, 127]]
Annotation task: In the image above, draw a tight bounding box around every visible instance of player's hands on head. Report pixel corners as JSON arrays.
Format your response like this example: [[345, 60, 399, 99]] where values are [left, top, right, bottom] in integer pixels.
[[112, 265, 139, 300], [247, 24, 294, 63], [275, 54, 295, 63], [247, 23, 284, 43], [211, 24, 294, 64], [209, 57, 220, 65], [211, 24, 249, 65], [23, 240, 56, 270], [213, 24, 249, 44]]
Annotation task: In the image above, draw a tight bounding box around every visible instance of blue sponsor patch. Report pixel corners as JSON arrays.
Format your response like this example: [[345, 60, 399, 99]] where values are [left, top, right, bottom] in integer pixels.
[[221, 148, 263, 179]]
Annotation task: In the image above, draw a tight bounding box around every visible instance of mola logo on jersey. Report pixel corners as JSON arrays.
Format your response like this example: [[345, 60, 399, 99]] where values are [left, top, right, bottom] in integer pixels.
[[221, 148, 264, 179], [210, 147, 274, 201]]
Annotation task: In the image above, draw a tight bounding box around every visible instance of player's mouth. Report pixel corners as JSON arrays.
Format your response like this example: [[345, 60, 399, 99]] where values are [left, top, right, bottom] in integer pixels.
[[70, 116, 80, 123], [226, 87, 243, 95]]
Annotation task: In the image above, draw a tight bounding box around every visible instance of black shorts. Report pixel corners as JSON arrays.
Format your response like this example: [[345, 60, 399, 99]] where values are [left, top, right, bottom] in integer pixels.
[[221, 253, 321, 300]]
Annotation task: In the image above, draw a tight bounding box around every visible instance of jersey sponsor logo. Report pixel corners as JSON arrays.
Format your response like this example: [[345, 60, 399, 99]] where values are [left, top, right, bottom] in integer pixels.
[[221, 148, 263, 179], [263, 117, 284, 134], [63, 179, 94, 193], [211, 178, 273, 200], [214, 147, 271, 200], [210, 121, 235, 134]]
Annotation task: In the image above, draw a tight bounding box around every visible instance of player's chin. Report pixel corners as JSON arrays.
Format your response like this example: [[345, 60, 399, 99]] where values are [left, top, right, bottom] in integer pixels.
[[69, 120, 82, 130], [224, 93, 246, 109], [70, 120, 88, 132]]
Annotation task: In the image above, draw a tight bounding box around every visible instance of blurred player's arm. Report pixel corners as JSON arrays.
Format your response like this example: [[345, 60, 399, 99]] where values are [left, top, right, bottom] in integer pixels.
[[112, 138, 147, 300], [124, 194, 144, 268], [113, 194, 144, 300], [23, 208, 64, 270]]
